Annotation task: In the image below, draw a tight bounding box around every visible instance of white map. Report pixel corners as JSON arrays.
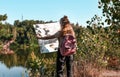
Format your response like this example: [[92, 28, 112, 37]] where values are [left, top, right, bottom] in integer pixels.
[[33, 22, 61, 53]]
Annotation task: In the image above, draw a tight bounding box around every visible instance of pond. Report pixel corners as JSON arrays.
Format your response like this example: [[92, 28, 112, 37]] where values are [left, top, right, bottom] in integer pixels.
[[0, 61, 29, 77], [0, 49, 31, 77], [0, 48, 56, 77]]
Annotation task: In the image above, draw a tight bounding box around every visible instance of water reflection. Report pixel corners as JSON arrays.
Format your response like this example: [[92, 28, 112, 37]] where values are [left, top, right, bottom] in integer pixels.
[[0, 61, 29, 77], [0, 48, 32, 77]]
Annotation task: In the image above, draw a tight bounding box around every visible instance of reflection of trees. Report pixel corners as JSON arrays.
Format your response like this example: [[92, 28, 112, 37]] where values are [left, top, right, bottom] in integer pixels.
[[0, 54, 18, 68], [0, 48, 31, 68]]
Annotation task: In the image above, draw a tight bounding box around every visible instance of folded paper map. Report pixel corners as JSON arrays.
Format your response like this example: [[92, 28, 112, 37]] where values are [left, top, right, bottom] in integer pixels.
[[33, 22, 61, 53]]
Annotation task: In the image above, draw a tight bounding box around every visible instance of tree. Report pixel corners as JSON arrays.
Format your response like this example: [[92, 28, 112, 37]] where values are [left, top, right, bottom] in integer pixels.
[[14, 20, 20, 27], [0, 14, 7, 21], [98, 0, 120, 26]]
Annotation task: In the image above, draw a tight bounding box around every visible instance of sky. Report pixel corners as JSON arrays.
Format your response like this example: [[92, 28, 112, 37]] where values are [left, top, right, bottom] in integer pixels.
[[0, 0, 102, 26]]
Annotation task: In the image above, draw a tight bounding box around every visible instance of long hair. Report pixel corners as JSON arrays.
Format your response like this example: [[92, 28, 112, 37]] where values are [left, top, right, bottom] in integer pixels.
[[60, 16, 74, 36]]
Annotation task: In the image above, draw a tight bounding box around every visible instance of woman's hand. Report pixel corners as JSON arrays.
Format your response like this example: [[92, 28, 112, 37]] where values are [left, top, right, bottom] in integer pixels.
[[36, 34, 42, 39]]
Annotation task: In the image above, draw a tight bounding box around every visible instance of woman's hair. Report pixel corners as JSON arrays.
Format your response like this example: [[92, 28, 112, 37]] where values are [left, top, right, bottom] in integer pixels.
[[60, 16, 74, 36], [60, 15, 70, 25]]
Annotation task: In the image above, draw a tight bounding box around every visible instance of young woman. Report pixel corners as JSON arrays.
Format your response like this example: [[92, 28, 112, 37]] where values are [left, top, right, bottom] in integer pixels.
[[36, 16, 76, 77]]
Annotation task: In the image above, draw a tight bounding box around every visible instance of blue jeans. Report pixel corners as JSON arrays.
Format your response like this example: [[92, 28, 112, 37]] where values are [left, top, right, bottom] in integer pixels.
[[56, 49, 73, 77]]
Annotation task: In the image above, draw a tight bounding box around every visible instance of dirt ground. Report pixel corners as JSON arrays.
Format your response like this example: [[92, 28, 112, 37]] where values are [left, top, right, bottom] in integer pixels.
[[73, 61, 120, 77], [99, 70, 120, 77]]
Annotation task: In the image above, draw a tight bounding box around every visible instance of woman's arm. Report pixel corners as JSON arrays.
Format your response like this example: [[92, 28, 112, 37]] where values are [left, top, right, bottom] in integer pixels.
[[36, 31, 60, 40], [36, 34, 56, 40]]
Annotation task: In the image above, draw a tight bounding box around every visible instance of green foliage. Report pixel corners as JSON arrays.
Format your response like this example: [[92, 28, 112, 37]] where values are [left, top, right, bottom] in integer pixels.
[[98, 0, 120, 26], [0, 34, 13, 41], [74, 15, 120, 67], [98, 0, 120, 61], [0, 14, 7, 21], [9, 42, 19, 50], [26, 52, 56, 77], [27, 52, 41, 71]]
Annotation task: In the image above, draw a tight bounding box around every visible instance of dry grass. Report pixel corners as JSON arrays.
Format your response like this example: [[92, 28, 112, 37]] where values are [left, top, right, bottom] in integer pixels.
[[72, 60, 120, 77]]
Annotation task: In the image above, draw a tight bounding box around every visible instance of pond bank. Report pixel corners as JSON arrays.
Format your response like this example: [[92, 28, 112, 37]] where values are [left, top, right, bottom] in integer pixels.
[[0, 39, 14, 55]]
